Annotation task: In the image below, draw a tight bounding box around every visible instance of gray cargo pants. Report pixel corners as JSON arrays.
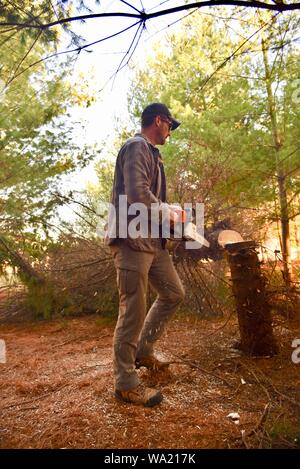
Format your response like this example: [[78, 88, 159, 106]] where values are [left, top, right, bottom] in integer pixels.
[[110, 242, 185, 391]]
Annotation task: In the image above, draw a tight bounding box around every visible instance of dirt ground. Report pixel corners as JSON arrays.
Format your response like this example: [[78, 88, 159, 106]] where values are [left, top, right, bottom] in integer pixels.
[[0, 312, 299, 449]]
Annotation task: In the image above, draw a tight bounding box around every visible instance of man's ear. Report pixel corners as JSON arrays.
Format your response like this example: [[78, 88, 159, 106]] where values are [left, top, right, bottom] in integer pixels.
[[154, 116, 160, 127]]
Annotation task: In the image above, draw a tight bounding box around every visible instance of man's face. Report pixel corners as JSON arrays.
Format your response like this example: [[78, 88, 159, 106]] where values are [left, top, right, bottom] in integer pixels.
[[155, 115, 172, 145]]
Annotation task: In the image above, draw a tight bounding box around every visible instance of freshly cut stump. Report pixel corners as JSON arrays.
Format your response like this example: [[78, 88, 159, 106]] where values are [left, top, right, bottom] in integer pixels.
[[225, 241, 278, 356]]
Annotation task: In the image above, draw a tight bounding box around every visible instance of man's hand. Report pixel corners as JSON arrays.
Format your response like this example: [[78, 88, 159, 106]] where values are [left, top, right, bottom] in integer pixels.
[[168, 205, 187, 225]]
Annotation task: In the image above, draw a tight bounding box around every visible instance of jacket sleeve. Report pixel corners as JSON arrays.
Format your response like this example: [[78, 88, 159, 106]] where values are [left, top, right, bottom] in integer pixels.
[[122, 139, 160, 207]]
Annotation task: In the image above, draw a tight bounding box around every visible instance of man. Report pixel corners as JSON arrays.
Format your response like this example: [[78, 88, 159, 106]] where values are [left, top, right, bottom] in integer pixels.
[[107, 103, 185, 407]]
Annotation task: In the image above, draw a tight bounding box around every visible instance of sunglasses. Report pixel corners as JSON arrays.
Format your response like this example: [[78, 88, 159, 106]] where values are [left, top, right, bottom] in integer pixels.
[[159, 116, 172, 131]]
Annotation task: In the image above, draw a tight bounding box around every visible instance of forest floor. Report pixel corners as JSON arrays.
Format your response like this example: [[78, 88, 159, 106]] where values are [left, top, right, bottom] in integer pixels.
[[0, 311, 299, 449]]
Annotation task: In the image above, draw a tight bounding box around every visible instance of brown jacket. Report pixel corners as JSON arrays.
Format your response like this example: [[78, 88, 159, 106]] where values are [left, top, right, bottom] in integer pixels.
[[106, 133, 167, 252]]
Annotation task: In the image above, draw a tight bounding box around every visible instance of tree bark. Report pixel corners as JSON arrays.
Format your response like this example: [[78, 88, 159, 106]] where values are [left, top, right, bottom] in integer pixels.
[[225, 241, 278, 356], [261, 34, 292, 287]]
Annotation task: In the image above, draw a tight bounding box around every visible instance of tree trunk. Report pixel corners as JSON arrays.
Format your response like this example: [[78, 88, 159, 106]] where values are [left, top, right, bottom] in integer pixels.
[[0, 235, 44, 285], [225, 241, 278, 356], [261, 35, 292, 287], [0, 235, 60, 318]]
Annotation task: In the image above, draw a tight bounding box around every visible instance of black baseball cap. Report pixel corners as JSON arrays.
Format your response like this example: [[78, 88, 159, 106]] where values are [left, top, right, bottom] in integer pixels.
[[142, 103, 181, 131]]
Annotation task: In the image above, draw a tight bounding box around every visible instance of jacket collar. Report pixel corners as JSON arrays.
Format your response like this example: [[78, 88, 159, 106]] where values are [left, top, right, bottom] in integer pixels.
[[135, 132, 161, 158]]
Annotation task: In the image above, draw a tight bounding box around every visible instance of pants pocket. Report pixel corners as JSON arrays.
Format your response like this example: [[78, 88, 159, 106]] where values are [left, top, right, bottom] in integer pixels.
[[117, 269, 139, 295]]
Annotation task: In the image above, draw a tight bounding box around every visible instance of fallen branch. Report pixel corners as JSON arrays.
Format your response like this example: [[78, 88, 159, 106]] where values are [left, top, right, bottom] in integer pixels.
[[65, 363, 111, 376], [52, 333, 111, 348], [244, 366, 272, 401], [242, 364, 300, 409], [246, 402, 270, 437], [258, 369, 300, 409], [167, 350, 233, 387], [1, 382, 71, 410]]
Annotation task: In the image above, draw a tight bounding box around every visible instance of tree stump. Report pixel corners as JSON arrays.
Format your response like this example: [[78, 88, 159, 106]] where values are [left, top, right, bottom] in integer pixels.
[[225, 241, 278, 356]]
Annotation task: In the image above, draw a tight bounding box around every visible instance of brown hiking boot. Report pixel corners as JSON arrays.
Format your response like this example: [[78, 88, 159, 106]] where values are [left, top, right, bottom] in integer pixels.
[[135, 355, 170, 372], [115, 385, 163, 407]]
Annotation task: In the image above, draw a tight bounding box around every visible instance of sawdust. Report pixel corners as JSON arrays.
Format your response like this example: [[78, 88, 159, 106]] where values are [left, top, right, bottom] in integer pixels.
[[0, 313, 299, 449]]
